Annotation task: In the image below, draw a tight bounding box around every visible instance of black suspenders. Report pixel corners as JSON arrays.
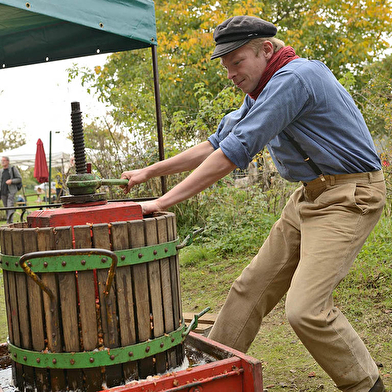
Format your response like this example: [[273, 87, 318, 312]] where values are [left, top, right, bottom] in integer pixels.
[[282, 131, 325, 180]]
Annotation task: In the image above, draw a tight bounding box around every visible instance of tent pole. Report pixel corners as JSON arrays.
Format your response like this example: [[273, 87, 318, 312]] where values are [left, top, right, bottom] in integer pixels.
[[48, 131, 52, 204], [151, 45, 167, 195]]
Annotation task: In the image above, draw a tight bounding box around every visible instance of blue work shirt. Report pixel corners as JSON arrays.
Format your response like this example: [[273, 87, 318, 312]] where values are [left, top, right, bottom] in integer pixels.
[[208, 58, 381, 182]]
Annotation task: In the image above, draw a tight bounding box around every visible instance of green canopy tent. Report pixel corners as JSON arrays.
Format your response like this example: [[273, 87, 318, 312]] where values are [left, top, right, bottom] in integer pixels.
[[0, 0, 166, 193]]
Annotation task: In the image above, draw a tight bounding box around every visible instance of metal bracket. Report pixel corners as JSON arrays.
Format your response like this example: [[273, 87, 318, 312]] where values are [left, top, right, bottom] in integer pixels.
[[176, 228, 204, 250], [182, 307, 211, 337]]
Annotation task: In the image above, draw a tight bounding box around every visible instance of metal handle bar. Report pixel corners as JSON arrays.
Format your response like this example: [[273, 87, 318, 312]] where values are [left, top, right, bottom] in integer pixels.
[[19, 248, 118, 300]]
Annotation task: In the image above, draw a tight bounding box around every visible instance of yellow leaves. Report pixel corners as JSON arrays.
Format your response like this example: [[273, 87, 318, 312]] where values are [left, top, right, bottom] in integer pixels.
[[94, 66, 101, 75]]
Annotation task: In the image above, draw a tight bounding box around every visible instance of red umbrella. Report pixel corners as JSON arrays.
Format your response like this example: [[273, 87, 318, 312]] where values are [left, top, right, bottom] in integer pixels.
[[34, 138, 49, 183]]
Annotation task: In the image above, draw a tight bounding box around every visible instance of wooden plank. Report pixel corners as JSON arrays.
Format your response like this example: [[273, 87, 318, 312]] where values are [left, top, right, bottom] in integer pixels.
[[144, 217, 166, 375], [111, 221, 138, 382], [183, 312, 217, 325], [37, 227, 67, 391], [92, 223, 122, 388], [74, 225, 102, 392], [167, 213, 185, 365], [12, 229, 35, 391], [128, 220, 155, 378], [55, 226, 84, 390], [3, 228, 23, 389], [0, 228, 13, 343], [23, 228, 48, 391], [156, 215, 176, 369]]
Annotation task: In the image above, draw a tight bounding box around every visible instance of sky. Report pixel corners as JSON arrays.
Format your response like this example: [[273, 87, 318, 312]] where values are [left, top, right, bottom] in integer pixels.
[[0, 53, 109, 156]]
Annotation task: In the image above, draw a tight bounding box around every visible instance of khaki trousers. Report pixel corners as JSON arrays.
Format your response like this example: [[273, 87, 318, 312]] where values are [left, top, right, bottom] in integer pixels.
[[209, 170, 386, 391]]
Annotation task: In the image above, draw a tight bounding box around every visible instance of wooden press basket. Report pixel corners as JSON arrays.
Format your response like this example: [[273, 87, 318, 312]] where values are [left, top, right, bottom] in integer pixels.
[[0, 212, 184, 391]]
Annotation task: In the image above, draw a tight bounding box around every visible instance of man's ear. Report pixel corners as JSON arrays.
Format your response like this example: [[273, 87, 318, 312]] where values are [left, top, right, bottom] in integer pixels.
[[262, 41, 274, 60]]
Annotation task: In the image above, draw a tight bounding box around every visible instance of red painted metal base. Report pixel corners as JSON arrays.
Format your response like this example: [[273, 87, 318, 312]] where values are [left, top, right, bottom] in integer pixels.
[[27, 201, 143, 228], [106, 332, 263, 392]]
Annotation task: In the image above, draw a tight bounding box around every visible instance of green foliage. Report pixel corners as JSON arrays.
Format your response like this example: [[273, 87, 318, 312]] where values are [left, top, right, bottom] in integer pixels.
[[67, 0, 392, 165], [175, 182, 277, 257], [0, 129, 26, 152], [339, 55, 392, 138], [170, 82, 243, 143]]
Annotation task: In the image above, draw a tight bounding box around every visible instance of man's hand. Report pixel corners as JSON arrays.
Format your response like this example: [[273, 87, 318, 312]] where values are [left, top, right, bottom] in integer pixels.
[[139, 199, 164, 215], [121, 169, 149, 193], [5, 179, 12, 185]]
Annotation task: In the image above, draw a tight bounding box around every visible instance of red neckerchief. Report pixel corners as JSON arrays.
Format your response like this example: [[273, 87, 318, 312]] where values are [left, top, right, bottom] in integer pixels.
[[248, 46, 299, 100]]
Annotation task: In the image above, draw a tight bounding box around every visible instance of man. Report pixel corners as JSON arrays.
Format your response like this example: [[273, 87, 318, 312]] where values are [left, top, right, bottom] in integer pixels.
[[121, 16, 386, 391], [0, 156, 22, 224]]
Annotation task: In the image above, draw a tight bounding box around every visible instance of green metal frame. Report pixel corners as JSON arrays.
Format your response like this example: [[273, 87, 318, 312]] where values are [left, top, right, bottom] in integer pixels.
[[0, 239, 179, 273]]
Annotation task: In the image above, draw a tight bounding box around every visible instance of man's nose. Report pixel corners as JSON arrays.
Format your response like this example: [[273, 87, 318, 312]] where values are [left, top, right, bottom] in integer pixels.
[[227, 68, 235, 80]]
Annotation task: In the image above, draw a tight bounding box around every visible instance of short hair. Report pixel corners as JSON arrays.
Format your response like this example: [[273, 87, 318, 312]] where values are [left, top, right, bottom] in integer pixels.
[[1, 156, 10, 162], [246, 37, 285, 56]]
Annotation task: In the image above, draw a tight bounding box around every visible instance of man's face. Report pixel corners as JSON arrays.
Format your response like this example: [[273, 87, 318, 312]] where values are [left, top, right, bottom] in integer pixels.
[[1, 157, 9, 169], [221, 43, 270, 94]]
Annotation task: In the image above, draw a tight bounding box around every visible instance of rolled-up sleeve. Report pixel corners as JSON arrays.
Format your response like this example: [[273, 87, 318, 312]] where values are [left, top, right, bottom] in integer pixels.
[[208, 71, 310, 169]]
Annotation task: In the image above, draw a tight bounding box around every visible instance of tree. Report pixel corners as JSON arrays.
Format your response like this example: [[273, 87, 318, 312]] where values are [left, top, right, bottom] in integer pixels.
[[67, 0, 392, 179], [0, 129, 26, 152]]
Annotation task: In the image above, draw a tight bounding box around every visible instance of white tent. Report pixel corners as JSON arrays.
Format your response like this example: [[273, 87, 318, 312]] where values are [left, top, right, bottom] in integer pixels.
[[1, 142, 72, 169]]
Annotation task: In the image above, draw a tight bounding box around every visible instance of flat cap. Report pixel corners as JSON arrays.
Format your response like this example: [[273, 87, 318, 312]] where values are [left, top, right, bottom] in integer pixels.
[[211, 16, 277, 60]]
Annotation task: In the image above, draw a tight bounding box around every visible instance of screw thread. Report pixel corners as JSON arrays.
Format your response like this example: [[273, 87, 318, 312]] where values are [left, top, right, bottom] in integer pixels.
[[71, 102, 86, 174]]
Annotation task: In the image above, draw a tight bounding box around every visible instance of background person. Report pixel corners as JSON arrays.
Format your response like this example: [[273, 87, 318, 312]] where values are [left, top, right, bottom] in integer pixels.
[[0, 156, 22, 224], [121, 16, 385, 392]]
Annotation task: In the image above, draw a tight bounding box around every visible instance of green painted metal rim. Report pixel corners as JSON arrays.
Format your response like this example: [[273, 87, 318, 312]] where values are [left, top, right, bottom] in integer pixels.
[[0, 239, 179, 273], [7, 323, 186, 369]]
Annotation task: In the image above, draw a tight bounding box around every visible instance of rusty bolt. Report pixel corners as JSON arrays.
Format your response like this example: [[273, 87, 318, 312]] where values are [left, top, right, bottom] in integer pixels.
[[110, 355, 115, 360], [121, 255, 126, 261], [13, 353, 17, 358], [101, 257, 107, 263], [128, 352, 133, 357], [164, 248, 168, 253], [62, 261, 66, 267], [171, 337, 175, 343], [81, 259, 86, 265], [52, 359, 57, 364], [145, 346, 150, 353], [23, 356, 27, 361], [15, 262, 18, 267], [44, 262, 48, 268], [89, 357, 94, 363], [27, 262, 32, 267], [70, 359, 75, 365], [36, 358, 40, 363], [5, 262, 9, 266], [138, 253, 143, 259], [160, 342, 164, 348], [153, 250, 158, 255]]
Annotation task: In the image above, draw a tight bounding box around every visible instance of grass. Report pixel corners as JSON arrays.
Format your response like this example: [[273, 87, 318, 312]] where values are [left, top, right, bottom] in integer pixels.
[[0, 184, 391, 391]]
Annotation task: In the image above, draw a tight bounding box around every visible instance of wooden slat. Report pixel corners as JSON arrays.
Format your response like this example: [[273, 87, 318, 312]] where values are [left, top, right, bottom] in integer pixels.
[[144, 217, 166, 375], [92, 223, 122, 388], [0, 228, 13, 343], [156, 215, 176, 369], [12, 229, 35, 391], [3, 228, 23, 388], [55, 226, 84, 390], [74, 225, 102, 392], [111, 221, 138, 382], [37, 227, 67, 391], [22, 228, 48, 391], [167, 213, 185, 365], [128, 220, 155, 378]]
